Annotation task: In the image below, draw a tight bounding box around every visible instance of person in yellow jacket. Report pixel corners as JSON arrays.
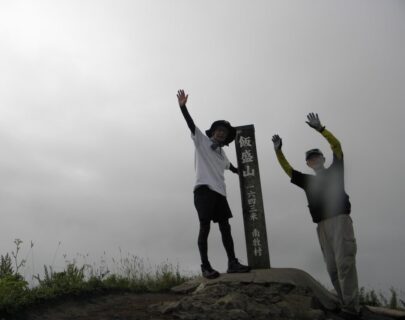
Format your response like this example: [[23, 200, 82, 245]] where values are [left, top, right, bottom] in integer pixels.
[[272, 113, 360, 318]]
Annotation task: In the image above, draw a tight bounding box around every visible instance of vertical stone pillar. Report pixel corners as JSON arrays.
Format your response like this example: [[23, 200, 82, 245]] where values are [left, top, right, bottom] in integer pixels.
[[235, 125, 270, 269]]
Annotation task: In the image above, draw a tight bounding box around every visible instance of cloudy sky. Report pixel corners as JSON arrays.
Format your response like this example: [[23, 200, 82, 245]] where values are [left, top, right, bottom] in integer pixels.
[[0, 0, 404, 294]]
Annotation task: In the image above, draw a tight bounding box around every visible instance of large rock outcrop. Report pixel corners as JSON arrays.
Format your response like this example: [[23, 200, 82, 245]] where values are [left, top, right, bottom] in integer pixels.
[[152, 268, 404, 320]]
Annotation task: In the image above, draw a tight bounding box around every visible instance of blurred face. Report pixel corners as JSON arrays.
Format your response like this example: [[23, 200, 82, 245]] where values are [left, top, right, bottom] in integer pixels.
[[212, 126, 229, 143], [306, 154, 325, 171]]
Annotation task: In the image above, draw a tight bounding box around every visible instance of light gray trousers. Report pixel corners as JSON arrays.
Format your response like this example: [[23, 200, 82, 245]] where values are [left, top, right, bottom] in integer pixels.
[[316, 214, 360, 313]]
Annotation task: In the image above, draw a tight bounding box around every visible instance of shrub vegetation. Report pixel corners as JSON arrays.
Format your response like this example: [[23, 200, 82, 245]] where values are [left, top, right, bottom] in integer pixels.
[[0, 239, 191, 318]]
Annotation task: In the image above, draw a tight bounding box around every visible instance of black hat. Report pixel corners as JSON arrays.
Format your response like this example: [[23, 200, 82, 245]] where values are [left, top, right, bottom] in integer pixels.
[[305, 148, 324, 161], [205, 120, 236, 146]]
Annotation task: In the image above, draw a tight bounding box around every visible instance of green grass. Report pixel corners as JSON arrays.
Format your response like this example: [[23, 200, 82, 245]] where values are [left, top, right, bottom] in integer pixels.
[[359, 286, 405, 310], [0, 239, 193, 318]]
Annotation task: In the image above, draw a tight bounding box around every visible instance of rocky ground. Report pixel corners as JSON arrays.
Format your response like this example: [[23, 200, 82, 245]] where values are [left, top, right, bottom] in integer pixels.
[[153, 281, 327, 320], [151, 268, 405, 320], [153, 280, 402, 320], [8, 268, 405, 320]]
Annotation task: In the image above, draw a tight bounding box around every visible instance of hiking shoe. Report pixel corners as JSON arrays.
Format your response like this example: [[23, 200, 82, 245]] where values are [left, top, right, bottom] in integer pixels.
[[227, 259, 251, 273], [201, 264, 220, 279]]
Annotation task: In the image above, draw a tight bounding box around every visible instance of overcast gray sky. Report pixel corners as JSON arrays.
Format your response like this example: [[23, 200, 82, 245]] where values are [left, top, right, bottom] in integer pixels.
[[0, 0, 404, 294]]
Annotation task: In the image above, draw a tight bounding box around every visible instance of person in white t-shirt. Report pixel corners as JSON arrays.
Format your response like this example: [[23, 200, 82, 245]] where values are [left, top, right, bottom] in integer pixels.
[[177, 89, 251, 279]]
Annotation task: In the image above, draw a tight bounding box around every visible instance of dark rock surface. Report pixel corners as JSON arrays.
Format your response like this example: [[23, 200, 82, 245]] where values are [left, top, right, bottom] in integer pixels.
[[152, 268, 405, 320], [153, 281, 330, 320]]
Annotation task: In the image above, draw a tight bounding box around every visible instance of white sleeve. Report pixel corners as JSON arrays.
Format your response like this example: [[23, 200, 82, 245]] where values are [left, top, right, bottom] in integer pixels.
[[191, 126, 205, 147]]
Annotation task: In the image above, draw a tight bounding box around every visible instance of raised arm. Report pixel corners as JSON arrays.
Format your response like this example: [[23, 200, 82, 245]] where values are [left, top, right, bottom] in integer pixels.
[[305, 113, 343, 159], [177, 89, 195, 134], [272, 135, 293, 178]]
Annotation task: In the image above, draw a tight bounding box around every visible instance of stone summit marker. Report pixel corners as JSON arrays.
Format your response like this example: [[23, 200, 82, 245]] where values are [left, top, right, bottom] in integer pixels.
[[235, 125, 270, 269]]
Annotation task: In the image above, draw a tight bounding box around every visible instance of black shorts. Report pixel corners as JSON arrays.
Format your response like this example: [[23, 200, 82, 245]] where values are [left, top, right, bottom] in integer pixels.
[[194, 185, 233, 223]]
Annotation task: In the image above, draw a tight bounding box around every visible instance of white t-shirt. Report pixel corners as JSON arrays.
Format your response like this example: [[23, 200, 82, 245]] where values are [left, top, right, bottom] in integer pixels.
[[192, 127, 231, 197]]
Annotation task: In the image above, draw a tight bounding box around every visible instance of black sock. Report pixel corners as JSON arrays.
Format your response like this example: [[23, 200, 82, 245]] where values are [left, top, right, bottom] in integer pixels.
[[219, 220, 236, 262], [198, 221, 211, 267]]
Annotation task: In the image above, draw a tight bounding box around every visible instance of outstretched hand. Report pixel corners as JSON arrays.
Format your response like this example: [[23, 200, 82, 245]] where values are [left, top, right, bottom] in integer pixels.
[[177, 89, 188, 107], [230, 164, 240, 175], [305, 113, 324, 131], [272, 135, 282, 150]]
